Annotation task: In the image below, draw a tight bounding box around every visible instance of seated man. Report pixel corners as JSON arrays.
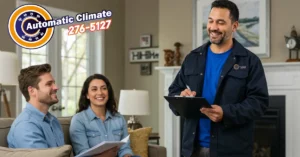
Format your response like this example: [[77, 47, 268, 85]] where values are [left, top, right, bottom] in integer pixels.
[[7, 63, 64, 148]]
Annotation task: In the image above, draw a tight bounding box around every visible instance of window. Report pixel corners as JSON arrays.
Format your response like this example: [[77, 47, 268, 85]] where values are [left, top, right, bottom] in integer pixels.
[[21, 47, 47, 68], [16, 1, 104, 117], [60, 29, 88, 116]]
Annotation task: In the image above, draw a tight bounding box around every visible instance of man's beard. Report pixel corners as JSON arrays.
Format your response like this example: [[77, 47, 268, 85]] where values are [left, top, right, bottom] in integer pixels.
[[38, 92, 59, 106], [208, 30, 227, 45]]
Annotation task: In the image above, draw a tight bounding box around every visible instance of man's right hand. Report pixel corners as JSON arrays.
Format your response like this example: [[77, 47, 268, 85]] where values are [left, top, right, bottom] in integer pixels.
[[94, 146, 119, 157], [180, 89, 196, 97]]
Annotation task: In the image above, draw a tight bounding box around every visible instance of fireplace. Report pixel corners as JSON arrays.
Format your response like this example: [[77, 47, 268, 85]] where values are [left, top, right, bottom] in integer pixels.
[[253, 95, 285, 157]]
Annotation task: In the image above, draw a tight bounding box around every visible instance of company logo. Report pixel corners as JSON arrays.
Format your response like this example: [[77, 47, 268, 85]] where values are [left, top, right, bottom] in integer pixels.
[[9, 4, 113, 49], [8, 5, 54, 49], [233, 64, 240, 70]]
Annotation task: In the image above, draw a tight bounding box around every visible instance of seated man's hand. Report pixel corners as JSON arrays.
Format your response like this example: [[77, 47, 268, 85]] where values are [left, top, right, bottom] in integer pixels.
[[123, 154, 132, 157], [94, 146, 119, 157]]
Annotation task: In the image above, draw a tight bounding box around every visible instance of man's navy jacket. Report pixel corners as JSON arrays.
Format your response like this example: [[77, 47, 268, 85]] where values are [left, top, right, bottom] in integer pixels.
[[168, 39, 269, 157]]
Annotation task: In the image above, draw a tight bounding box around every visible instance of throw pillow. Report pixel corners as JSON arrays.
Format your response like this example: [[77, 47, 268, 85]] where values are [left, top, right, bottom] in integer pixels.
[[0, 145, 72, 157], [128, 127, 152, 157]]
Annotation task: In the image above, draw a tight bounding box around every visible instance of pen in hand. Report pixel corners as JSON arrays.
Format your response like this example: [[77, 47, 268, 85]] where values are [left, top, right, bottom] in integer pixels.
[[179, 84, 196, 97], [186, 85, 195, 97], [186, 85, 191, 90]]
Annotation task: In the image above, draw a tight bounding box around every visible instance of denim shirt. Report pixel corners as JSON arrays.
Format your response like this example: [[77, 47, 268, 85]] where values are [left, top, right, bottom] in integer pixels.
[[70, 106, 133, 157], [7, 103, 64, 148]]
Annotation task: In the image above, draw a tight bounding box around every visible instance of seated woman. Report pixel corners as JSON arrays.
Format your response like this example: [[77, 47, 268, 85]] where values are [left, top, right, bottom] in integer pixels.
[[70, 74, 133, 157]]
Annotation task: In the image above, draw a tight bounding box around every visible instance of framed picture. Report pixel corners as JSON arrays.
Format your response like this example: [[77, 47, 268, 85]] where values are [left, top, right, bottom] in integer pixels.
[[140, 35, 152, 47], [140, 62, 152, 75], [129, 47, 159, 63], [194, 0, 270, 58]]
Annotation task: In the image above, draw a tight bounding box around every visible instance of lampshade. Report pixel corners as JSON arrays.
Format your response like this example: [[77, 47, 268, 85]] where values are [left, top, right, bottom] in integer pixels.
[[118, 90, 150, 115], [0, 51, 19, 85]]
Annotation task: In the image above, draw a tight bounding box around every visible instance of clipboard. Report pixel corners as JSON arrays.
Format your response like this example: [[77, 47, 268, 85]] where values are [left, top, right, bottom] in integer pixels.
[[164, 96, 211, 119]]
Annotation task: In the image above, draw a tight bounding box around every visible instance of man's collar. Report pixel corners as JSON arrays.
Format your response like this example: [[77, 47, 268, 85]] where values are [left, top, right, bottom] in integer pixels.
[[26, 103, 52, 122]]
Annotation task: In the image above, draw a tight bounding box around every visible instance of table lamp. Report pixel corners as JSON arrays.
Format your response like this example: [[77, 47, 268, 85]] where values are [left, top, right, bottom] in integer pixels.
[[118, 89, 150, 130], [0, 51, 19, 117]]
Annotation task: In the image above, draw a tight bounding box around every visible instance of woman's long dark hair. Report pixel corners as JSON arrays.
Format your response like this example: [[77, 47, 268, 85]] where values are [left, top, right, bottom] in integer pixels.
[[77, 74, 118, 115]]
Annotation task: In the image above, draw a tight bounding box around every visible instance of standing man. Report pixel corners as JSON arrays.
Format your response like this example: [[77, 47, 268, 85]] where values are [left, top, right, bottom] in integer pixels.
[[168, 0, 269, 157], [7, 64, 64, 148]]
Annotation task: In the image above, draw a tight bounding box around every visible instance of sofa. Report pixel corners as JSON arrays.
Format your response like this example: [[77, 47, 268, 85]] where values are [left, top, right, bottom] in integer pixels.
[[0, 117, 166, 157]]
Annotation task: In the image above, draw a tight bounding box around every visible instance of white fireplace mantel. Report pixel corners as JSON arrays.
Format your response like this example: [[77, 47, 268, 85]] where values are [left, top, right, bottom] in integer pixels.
[[155, 62, 300, 157]]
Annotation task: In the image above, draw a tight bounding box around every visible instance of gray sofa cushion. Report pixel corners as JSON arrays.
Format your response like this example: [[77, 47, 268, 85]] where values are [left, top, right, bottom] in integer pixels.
[[0, 145, 72, 157], [0, 118, 14, 147]]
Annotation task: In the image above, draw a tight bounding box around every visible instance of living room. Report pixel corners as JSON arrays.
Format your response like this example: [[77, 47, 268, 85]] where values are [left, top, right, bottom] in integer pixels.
[[0, 0, 300, 157]]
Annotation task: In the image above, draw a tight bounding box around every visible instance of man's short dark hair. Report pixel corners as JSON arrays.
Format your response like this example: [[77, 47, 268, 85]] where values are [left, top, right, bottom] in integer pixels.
[[18, 64, 51, 101], [211, 0, 239, 22]]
